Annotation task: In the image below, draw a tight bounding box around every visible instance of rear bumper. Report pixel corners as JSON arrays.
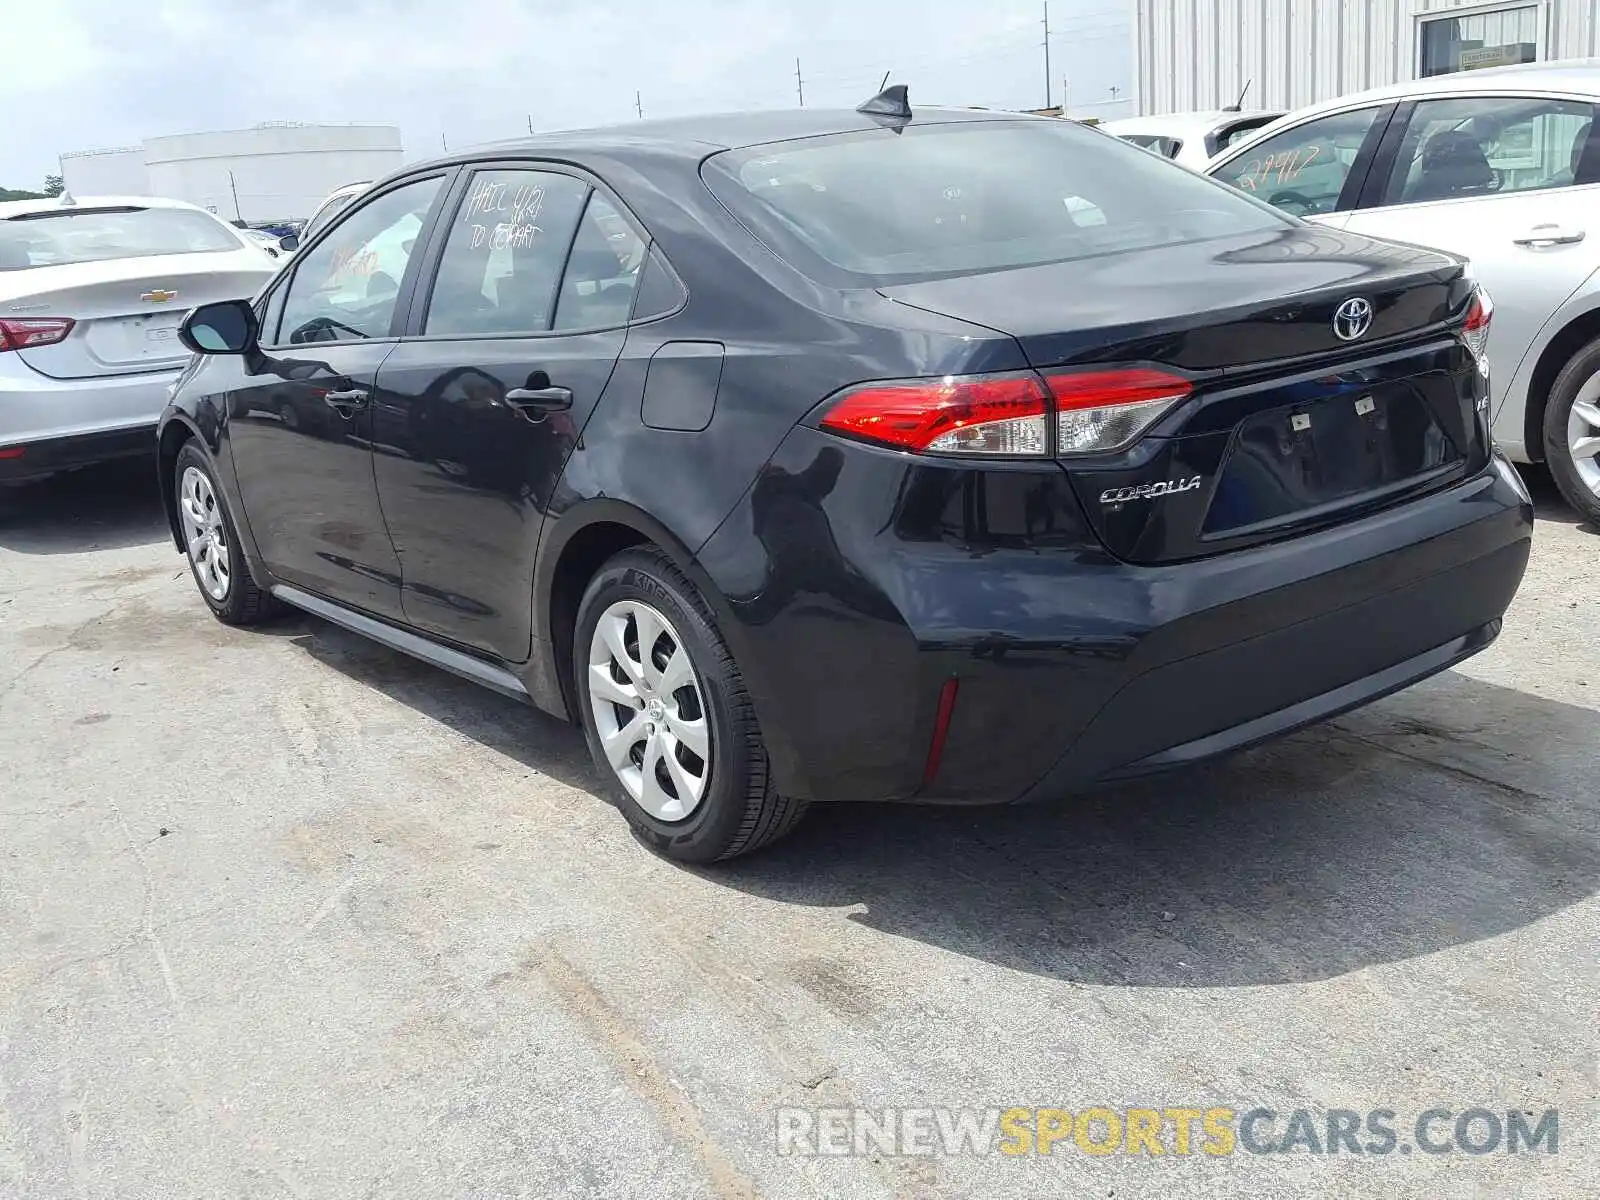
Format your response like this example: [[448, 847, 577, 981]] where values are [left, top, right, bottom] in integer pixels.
[[697, 432, 1534, 805], [0, 424, 155, 483], [0, 356, 178, 447]]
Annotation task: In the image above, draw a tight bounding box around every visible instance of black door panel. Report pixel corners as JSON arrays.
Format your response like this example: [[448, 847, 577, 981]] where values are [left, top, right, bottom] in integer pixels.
[[372, 332, 626, 661], [227, 341, 405, 618]]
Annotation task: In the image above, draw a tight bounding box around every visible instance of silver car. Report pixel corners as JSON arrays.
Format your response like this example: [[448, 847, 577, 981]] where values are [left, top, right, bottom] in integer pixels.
[[1205, 60, 1600, 523], [0, 194, 278, 483]]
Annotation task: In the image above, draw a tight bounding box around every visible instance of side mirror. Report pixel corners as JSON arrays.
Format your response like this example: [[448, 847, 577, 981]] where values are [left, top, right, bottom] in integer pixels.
[[278, 233, 300, 252], [180, 299, 259, 355]]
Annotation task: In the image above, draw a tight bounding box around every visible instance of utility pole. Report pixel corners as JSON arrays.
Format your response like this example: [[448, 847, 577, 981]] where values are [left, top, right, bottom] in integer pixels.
[[1043, 1, 1052, 111], [527, 114, 534, 134], [441, 132, 448, 152], [636, 90, 644, 119], [795, 57, 804, 107], [227, 170, 242, 221]]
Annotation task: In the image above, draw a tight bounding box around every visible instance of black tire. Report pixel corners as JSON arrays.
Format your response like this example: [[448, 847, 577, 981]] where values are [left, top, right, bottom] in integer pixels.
[[573, 546, 808, 863], [172, 440, 280, 626], [1543, 337, 1600, 526]]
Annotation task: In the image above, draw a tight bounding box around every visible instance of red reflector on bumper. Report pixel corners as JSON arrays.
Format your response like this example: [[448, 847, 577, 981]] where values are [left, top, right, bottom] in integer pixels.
[[0, 446, 26, 459], [922, 677, 961, 787]]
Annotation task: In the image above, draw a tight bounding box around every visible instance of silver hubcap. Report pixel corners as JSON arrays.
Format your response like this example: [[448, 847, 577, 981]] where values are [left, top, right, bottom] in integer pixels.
[[1568, 374, 1600, 498], [179, 466, 231, 602], [587, 599, 711, 821]]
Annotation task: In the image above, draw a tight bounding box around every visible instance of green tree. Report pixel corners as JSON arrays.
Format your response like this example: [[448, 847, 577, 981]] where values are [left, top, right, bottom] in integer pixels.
[[0, 186, 46, 202], [42, 174, 64, 197]]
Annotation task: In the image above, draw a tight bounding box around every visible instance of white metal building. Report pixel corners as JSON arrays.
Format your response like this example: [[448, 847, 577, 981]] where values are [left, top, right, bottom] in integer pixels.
[[1135, 0, 1600, 115], [59, 124, 403, 223]]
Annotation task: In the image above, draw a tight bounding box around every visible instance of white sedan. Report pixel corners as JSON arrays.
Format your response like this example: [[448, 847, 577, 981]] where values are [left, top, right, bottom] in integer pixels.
[[0, 194, 279, 483], [1203, 60, 1600, 524]]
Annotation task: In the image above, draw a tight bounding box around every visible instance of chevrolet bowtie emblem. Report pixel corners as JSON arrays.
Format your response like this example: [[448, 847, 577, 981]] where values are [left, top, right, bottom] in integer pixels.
[[141, 289, 178, 303]]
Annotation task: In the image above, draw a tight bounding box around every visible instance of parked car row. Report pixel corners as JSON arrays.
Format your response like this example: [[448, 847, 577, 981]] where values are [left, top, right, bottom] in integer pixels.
[[155, 84, 1532, 863], [1108, 59, 1600, 524]]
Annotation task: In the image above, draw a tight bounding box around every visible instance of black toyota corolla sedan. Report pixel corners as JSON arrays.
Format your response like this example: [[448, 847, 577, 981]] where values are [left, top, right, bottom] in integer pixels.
[[158, 90, 1533, 862]]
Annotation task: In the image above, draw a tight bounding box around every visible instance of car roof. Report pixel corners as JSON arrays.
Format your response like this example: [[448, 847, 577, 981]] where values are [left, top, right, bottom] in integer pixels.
[[402, 105, 1038, 173], [1265, 57, 1600, 122], [1103, 109, 1285, 139], [0, 193, 212, 220]]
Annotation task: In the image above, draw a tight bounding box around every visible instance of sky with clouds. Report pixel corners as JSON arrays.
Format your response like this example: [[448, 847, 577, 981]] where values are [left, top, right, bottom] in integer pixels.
[[2, 0, 1134, 187]]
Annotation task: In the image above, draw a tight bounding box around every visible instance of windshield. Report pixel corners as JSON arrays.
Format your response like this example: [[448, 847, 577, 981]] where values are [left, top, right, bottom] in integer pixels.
[[704, 119, 1288, 287], [0, 206, 243, 270]]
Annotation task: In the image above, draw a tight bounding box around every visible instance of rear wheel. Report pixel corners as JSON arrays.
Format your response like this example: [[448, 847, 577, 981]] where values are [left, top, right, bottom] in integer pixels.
[[1543, 337, 1600, 526], [174, 441, 279, 625], [573, 547, 807, 862]]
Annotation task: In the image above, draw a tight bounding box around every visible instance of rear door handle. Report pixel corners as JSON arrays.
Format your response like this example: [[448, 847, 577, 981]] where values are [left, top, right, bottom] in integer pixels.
[[504, 386, 573, 418], [322, 388, 369, 411], [1513, 225, 1586, 247]]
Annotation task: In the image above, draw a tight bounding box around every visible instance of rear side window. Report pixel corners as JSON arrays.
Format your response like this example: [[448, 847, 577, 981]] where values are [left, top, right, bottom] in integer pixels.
[[422, 169, 589, 336], [1210, 107, 1384, 217], [0, 207, 242, 270], [553, 193, 648, 331], [704, 119, 1284, 287], [1380, 96, 1597, 206], [304, 191, 358, 240]]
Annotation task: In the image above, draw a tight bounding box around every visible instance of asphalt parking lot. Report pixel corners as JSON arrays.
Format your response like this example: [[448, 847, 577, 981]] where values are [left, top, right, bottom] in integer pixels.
[[1, 460, 1594, 1199]]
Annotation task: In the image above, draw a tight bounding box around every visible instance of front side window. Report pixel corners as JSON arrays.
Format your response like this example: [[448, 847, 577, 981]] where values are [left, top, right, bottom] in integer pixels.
[[1420, 6, 1539, 77], [422, 170, 589, 336], [1210, 107, 1384, 217], [705, 119, 1286, 287], [0, 206, 243, 271], [276, 176, 442, 345], [1381, 96, 1596, 206]]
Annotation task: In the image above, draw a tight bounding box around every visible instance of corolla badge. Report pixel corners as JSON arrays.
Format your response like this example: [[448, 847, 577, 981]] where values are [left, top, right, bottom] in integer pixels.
[[1333, 297, 1373, 341], [1099, 476, 1203, 506]]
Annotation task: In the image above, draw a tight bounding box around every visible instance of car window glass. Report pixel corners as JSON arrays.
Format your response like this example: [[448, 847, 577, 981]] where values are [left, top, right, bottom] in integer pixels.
[[1210, 107, 1382, 216], [553, 192, 648, 331], [1382, 96, 1596, 206], [422, 170, 589, 336], [1120, 134, 1182, 158], [276, 178, 441, 345], [304, 191, 357, 240], [705, 120, 1286, 288], [630, 246, 687, 321]]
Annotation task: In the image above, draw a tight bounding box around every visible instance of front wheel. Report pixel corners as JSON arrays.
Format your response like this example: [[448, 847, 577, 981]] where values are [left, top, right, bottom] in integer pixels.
[[573, 547, 807, 863], [174, 441, 279, 625], [1543, 338, 1600, 526]]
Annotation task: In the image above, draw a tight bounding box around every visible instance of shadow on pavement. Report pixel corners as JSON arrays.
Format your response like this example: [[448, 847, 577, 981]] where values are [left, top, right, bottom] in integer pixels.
[[0, 457, 170, 554], [289, 616, 1599, 988], [1519, 462, 1598, 535]]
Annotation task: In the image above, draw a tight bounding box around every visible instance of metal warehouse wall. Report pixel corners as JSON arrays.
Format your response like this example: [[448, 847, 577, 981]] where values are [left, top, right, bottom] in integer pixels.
[[58, 147, 149, 198], [1136, 0, 1600, 114], [142, 125, 404, 223]]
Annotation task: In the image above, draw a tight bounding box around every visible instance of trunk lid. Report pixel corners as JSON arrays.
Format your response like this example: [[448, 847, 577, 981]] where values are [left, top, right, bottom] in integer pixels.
[[4, 253, 276, 380], [878, 226, 1487, 563]]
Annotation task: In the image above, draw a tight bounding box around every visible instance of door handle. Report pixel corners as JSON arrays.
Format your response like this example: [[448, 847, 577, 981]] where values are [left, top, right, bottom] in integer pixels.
[[504, 386, 573, 419], [1513, 225, 1586, 247], [322, 387, 369, 411]]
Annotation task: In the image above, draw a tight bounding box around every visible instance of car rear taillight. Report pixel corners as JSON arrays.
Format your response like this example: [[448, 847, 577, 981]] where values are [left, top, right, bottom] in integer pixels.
[[1045, 368, 1194, 454], [0, 317, 75, 353], [819, 371, 1051, 455], [818, 366, 1192, 457], [1462, 286, 1492, 373]]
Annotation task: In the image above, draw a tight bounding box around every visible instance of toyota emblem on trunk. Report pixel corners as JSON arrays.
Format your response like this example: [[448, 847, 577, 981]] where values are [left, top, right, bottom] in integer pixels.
[[1333, 297, 1373, 341]]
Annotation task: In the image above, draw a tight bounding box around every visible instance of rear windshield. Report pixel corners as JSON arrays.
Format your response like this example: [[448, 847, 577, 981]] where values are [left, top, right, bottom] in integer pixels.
[[0, 207, 242, 270], [1121, 133, 1184, 158], [704, 119, 1289, 286]]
